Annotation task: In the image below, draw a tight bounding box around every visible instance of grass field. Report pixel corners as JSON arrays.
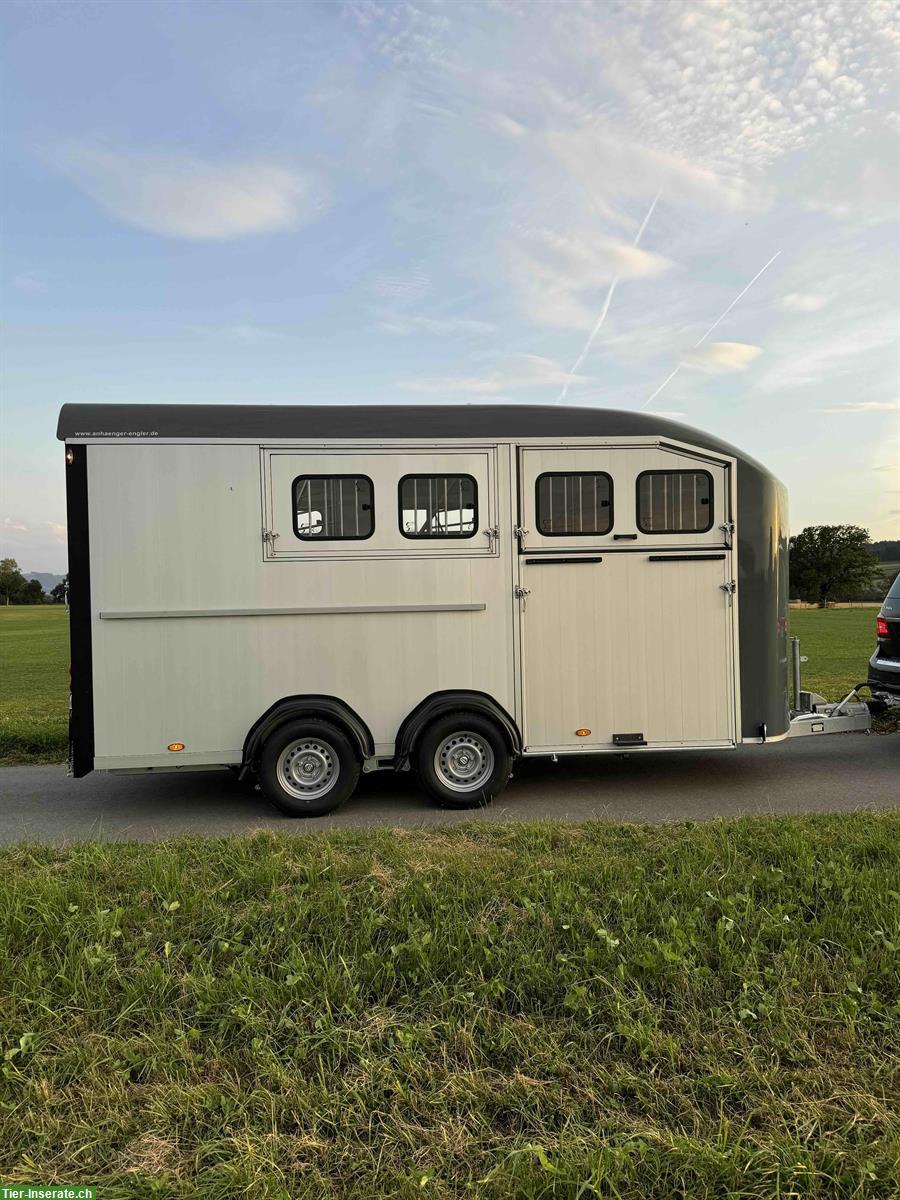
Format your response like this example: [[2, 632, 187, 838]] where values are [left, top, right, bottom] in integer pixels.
[[0, 606, 69, 764], [1, 815, 898, 1197], [0, 605, 888, 764]]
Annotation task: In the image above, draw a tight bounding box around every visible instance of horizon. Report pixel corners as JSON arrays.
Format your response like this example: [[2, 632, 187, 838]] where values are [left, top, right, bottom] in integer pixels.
[[2, 0, 898, 573]]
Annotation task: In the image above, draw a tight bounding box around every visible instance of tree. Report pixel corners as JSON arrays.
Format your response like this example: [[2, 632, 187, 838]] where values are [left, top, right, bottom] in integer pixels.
[[789, 525, 879, 606], [50, 576, 68, 605], [0, 558, 27, 605], [23, 578, 46, 605]]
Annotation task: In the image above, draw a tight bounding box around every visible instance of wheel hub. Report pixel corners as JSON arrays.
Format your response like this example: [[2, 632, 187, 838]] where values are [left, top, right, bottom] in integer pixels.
[[435, 732, 494, 793], [277, 739, 339, 801]]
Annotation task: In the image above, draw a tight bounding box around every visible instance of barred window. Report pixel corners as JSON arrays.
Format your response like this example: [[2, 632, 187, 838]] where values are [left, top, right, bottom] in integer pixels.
[[535, 472, 613, 536], [636, 470, 713, 534], [293, 475, 374, 540], [399, 475, 477, 538]]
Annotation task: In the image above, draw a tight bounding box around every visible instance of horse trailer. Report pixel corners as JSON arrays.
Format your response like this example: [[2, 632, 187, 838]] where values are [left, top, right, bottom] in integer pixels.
[[59, 402, 798, 816]]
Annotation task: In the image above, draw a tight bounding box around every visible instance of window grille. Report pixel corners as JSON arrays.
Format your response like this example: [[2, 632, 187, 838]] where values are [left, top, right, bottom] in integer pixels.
[[535, 473, 613, 536], [399, 475, 478, 538], [636, 471, 713, 534], [293, 475, 374, 540]]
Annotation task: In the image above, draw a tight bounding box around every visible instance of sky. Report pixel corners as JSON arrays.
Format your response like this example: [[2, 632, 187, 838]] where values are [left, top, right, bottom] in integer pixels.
[[1, 0, 898, 574]]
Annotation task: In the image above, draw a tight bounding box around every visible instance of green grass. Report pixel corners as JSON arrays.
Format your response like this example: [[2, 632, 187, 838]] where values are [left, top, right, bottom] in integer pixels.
[[0, 816, 897, 1197], [0, 605, 889, 765], [789, 608, 878, 700], [0, 606, 69, 764]]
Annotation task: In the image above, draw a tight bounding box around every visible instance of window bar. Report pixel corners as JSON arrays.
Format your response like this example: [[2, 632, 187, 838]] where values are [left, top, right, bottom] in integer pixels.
[[354, 478, 360, 537], [593, 476, 598, 532]]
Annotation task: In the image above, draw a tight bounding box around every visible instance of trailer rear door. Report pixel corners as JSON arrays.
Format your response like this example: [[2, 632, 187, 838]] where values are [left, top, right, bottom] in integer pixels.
[[516, 445, 737, 752]]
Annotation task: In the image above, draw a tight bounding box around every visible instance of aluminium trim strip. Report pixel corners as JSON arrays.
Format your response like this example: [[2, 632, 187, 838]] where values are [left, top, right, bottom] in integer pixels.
[[99, 603, 487, 620]]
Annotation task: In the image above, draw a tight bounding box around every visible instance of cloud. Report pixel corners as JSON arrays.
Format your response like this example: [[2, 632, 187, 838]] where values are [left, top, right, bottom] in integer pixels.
[[778, 293, 830, 313], [404, 355, 582, 396], [369, 268, 431, 303], [818, 400, 900, 414], [52, 145, 329, 240], [45, 522, 67, 541], [514, 226, 675, 330], [3, 517, 28, 533], [376, 313, 495, 337], [683, 342, 763, 374], [13, 273, 47, 294], [763, 314, 897, 390]]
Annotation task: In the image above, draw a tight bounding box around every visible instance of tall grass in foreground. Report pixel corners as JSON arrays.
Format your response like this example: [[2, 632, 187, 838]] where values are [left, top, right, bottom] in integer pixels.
[[1, 815, 898, 1197]]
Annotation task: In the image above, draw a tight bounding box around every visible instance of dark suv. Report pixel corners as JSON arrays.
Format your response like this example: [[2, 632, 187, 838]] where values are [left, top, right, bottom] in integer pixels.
[[868, 571, 900, 705]]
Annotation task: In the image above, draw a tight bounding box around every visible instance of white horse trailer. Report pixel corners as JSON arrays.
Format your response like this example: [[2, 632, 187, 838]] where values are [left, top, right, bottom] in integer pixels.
[[59, 403, 794, 816]]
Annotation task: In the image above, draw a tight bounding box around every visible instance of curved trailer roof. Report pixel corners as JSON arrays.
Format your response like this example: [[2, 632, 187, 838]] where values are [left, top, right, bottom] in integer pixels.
[[57, 402, 771, 473]]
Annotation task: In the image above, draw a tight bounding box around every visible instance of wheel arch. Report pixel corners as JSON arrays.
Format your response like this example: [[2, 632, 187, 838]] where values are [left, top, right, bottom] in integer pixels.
[[240, 695, 374, 780], [395, 690, 522, 769]]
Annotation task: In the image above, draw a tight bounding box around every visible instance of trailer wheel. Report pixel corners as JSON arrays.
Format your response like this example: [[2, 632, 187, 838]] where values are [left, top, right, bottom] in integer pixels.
[[258, 720, 360, 817], [414, 712, 512, 809]]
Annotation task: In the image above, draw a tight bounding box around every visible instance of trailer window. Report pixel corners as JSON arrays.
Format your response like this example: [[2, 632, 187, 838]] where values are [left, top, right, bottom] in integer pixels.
[[399, 475, 478, 538], [293, 475, 374, 540], [535, 473, 613, 536], [636, 470, 713, 534]]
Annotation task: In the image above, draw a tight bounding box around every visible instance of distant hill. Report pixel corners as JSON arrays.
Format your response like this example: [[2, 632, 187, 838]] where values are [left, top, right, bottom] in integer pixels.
[[25, 572, 65, 593]]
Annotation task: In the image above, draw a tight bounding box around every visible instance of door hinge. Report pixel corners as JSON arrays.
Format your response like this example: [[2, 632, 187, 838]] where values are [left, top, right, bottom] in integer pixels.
[[262, 528, 280, 551], [483, 525, 500, 549], [720, 579, 736, 595]]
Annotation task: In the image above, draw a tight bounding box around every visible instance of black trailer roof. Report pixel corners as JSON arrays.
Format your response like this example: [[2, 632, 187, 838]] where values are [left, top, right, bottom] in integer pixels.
[[56, 402, 769, 472]]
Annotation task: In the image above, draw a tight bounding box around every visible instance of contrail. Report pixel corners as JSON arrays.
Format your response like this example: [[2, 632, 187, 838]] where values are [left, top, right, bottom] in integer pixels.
[[556, 192, 660, 404], [640, 250, 782, 410]]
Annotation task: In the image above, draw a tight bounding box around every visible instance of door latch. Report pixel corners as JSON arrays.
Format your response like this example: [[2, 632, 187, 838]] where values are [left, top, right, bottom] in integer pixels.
[[262, 528, 280, 552], [719, 521, 735, 548], [514, 584, 532, 612], [483, 525, 500, 549], [720, 579, 736, 595], [513, 525, 529, 543]]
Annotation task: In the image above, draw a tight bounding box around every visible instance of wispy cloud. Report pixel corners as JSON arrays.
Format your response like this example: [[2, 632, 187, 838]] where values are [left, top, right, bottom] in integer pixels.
[[778, 293, 830, 314], [45, 522, 67, 541], [3, 517, 28, 533], [763, 314, 897, 390], [52, 145, 329, 240], [13, 273, 47, 294], [404, 354, 581, 397], [376, 313, 495, 337], [683, 342, 763, 375], [818, 400, 900, 414], [514, 221, 675, 331]]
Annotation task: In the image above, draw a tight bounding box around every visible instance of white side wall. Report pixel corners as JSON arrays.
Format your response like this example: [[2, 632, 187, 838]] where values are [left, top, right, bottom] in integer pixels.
[[87, 443, 515, 768]]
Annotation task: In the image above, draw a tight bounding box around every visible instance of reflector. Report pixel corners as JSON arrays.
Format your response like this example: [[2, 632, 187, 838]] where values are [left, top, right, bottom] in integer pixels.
[[167, 742, 185, 752]]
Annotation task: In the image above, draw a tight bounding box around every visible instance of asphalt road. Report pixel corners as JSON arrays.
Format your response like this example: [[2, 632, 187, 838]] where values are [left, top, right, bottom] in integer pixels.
[[0, 732, 896, 843]]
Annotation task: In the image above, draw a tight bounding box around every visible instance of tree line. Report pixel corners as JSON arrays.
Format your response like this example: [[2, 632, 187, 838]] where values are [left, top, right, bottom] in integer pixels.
[[789, 526, 896, 606], [0, 559, 67, 605]]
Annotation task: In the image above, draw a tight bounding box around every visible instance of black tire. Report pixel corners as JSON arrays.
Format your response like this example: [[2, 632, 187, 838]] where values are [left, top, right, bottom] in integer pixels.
[[414, 711, 513, 809], [258, 719, 360, 817]]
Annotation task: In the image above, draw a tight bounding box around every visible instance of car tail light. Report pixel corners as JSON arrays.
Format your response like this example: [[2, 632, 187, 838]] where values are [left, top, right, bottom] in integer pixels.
[[876, 616, 889, 638]]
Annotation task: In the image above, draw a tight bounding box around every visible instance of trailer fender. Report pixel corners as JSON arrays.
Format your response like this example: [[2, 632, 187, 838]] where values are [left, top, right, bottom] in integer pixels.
[[395, 691, 522, 771], [240, 696, 375, 781]]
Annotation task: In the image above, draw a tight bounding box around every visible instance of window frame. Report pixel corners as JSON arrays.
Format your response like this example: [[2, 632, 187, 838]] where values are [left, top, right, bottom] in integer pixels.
[[292, 473, 376, 542], [534, 470, 614, 538], [397, 472, 479, 540], [635, 469, 714, 535]]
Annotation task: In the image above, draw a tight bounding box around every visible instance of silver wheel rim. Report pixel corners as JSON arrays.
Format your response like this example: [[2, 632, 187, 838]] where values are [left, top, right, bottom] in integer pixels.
[[434, 731, 494, 793], [276, 738, 340, 801]]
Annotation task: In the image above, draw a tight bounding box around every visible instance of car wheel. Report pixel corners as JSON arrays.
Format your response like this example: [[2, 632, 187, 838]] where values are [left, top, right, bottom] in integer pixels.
[[414, 712, 513, 809], [258, 720, 360, 817]]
